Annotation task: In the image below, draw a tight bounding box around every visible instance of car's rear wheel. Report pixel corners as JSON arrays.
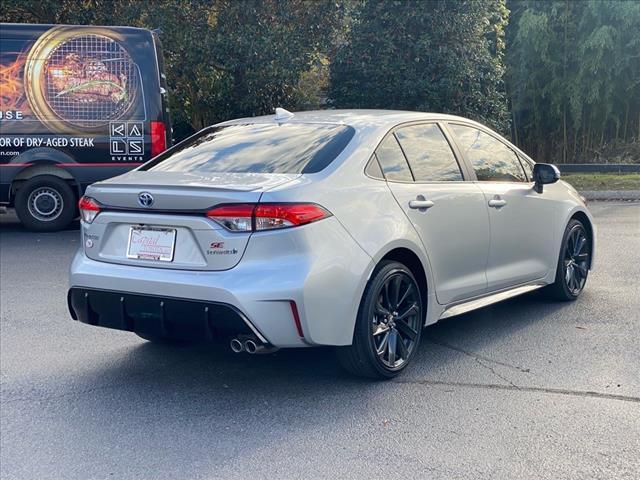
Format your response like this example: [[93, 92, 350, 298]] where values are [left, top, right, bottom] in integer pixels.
[[338, 261, 423, 379], [14, 175, 76, 232], [546, 219, 592, 301]]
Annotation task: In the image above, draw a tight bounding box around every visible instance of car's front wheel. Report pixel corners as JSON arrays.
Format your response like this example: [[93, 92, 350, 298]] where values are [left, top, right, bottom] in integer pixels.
[[546, 219, 592, 301], [338, 261, 423, 379]]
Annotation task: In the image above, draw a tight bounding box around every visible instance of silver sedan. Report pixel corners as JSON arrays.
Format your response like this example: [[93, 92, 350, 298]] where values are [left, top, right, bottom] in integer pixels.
[[68, 109, 595, 378]]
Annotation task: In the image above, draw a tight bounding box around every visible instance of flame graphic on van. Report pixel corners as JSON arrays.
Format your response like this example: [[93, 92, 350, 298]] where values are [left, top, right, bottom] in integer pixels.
[[0, 55, 29, 112]]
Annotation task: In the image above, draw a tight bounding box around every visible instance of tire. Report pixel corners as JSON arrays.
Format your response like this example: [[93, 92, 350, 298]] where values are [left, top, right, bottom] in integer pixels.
[[337, 260, 423, 379], [545, 219, 592, 301], [14, 175, 76, 232]]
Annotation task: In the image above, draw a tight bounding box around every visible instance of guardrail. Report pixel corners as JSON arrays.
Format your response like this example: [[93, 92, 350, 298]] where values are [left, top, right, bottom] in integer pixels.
[[556, 164, 640, 173]]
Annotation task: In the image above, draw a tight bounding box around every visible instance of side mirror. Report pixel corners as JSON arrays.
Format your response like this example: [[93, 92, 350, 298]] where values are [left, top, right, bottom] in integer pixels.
[[533, 163, 560, 193]]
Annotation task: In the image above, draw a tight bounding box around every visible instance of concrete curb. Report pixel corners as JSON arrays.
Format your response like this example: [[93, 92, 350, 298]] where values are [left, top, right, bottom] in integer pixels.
[[579, 190, 640, 201]]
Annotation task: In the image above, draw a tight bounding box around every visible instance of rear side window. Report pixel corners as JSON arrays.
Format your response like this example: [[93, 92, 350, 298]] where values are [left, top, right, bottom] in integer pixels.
[[394, 124, 463, 182], [375, 135, 413, 182], [142, 123, 355, 174], [449, 124, 526, 182], [365, 155, 385, 179]]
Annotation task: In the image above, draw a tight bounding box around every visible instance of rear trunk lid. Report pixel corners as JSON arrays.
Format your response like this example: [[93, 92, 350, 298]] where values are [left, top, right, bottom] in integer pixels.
[[88, 171, 298, 209], [83, 171, 298, 271]]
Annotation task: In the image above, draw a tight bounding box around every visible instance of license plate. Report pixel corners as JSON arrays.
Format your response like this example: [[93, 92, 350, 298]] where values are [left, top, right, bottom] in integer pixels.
[[127, 227, 176, 262]]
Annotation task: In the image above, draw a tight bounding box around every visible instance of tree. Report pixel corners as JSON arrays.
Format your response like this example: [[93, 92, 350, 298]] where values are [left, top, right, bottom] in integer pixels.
[[329, 0, 510, 132], [506, 0, 640, 162], [4, 0, 638, 160]]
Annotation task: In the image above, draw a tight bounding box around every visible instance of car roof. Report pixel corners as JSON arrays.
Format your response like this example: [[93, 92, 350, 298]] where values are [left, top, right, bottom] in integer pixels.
[[216, 109, 534, 164], [218, 109, 484, 130]]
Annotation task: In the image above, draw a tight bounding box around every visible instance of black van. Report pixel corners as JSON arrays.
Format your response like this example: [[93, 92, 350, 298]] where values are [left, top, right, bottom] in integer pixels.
[[0, 23, 172, 231]]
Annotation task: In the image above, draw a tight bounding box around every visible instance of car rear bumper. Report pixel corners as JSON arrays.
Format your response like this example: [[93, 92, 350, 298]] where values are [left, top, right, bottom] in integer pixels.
[[68, 287, 267, 343], [68, 217, 374, 347]]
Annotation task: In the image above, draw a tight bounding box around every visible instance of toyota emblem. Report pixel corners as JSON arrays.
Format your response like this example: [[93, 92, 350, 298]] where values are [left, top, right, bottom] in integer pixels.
[[138, 192, 154, 207]]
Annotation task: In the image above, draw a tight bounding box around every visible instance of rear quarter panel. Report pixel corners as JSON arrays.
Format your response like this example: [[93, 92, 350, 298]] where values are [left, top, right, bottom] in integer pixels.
[[261, 132, 440, 330]]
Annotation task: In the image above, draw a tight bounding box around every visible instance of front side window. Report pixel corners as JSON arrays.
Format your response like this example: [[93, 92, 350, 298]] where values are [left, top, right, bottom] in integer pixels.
[[394, 124, 463, 182], [449, 124, 526, 182], [518, 155, 534, 181], [142, 123, 355, 174], [374, 135, 413, 182]]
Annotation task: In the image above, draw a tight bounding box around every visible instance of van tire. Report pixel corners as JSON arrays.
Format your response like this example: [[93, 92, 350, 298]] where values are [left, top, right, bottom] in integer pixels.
[[14, 175, 76, 232]]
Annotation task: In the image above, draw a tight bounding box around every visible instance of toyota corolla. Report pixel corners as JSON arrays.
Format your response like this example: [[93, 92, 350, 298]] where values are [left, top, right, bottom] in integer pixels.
[[68, 109, 595, 378]]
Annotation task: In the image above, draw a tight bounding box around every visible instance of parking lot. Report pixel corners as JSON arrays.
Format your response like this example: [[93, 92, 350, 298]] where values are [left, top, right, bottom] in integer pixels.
[[1, 202, 638, 480]]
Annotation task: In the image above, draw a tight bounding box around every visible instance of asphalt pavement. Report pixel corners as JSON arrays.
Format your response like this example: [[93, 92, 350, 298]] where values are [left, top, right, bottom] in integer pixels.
[[1, 203, 639, 480]]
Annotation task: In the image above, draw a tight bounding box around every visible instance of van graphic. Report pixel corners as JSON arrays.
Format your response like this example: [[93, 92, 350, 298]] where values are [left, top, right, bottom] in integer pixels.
[[0, 23, 172, 231]]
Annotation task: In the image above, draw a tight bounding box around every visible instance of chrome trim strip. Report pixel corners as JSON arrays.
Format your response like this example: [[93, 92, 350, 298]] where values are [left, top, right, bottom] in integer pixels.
[[236, 310, 268, 344], [439, 283, 546, 320]]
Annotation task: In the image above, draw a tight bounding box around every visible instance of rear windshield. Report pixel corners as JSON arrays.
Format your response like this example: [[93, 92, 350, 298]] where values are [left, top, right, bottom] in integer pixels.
[[141, 123, 355, 174]]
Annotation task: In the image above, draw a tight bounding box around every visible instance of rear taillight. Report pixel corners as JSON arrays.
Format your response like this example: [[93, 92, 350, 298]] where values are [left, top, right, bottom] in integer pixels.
[[78, 196, 101, 224], [150, 121, 167, 157], [254, 204, 330, 230], [206, 203, 331, 232], [206, 204, 254, 232]]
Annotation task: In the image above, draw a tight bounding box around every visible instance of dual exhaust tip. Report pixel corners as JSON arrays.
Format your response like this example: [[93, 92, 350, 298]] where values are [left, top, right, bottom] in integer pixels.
[[230, 336, 277, 354]]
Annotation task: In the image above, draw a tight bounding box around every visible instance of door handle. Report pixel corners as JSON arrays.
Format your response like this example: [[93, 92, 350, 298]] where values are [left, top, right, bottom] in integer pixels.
[[488, 198, 507, 208], [409, 198, 435, 210]]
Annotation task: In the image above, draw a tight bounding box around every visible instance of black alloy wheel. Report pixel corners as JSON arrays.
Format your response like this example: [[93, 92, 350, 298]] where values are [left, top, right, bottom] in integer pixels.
[[372, 270, 421, 369], [338, 261, 423, 379], [564, 224, 590, 295], [547, 219, 592, 301]]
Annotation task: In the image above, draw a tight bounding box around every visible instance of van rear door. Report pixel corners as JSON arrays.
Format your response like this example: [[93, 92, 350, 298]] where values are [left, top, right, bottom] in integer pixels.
[[151, 30, 172, 151]]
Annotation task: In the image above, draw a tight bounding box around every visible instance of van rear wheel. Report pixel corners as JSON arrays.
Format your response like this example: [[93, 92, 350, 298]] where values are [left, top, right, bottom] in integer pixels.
[[15, 175, 76, 232]]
